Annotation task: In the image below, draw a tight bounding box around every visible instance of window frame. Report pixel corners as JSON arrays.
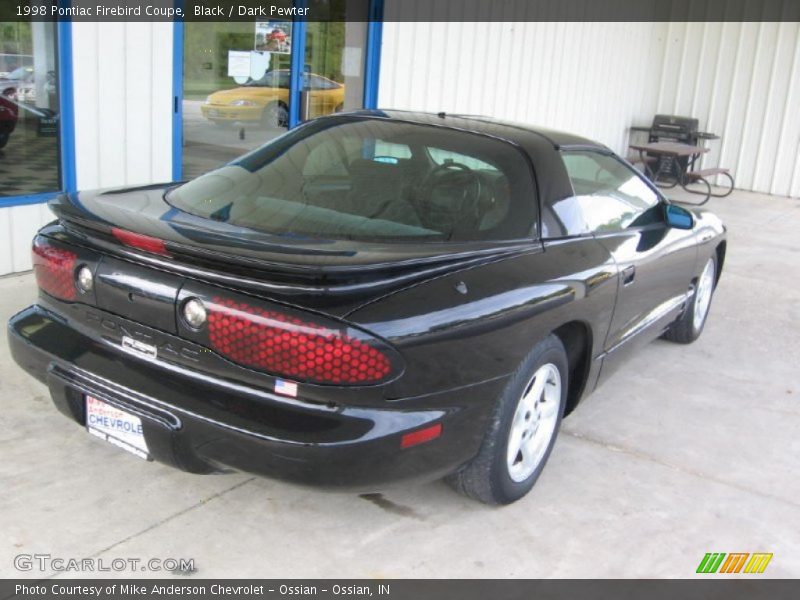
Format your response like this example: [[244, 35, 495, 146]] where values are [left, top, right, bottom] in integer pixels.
[[0, 20, 76, 209], [172, 0, 386, 182]]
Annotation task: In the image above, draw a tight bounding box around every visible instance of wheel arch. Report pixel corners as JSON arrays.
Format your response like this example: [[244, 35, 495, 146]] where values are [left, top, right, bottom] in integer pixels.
[[551, 320, 593, 415]]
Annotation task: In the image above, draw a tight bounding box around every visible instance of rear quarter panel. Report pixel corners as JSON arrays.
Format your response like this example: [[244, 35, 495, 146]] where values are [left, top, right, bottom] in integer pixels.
[[348, 238, 618, 401]]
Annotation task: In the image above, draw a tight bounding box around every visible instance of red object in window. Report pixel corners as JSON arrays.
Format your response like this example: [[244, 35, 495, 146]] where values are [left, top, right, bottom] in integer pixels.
[[32, 239, 78, 301], [111, 227, 169, 256], [401, 423, 443, 449], [206, 296, 393, 385]]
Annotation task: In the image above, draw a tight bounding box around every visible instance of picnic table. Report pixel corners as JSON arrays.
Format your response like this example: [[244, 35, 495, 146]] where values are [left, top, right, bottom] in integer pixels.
[[629, 141, 734, 205]]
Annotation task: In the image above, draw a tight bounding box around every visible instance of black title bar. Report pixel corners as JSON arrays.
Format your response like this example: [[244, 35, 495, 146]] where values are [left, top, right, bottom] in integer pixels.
[[2, 580, 800, 600], [2, 0, 800, 22]]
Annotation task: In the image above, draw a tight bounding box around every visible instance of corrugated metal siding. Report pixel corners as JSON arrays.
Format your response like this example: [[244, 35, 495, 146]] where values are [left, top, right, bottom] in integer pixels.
[[379, 16, 665, 159], [72, 22, 174, 189], [379, 8, 800, 198], [0, 203, 55, 275], [656, 21, 800, 196]]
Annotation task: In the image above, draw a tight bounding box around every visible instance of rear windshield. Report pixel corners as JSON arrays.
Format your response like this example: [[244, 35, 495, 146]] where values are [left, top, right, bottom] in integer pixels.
[[167, 118, 536, 242]]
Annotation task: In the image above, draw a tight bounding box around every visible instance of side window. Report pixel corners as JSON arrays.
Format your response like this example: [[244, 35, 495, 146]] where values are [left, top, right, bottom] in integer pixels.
[[557, 151, 661, 234]]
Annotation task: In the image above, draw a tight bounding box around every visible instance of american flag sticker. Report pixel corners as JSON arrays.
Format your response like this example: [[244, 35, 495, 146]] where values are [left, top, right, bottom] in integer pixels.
[[274, 379, 298, 397]]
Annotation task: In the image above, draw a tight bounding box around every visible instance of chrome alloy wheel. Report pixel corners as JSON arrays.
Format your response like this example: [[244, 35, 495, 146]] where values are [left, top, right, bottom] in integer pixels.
[[693, 258, 716, 331], [506, 363, 561, 483]]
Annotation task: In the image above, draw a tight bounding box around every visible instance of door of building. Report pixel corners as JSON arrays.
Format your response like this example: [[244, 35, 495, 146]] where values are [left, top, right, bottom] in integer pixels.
[[176, 1, 378, 181]]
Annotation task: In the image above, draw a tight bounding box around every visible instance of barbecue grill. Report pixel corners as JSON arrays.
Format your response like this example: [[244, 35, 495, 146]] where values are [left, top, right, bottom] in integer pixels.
[[629, 114, 719, 180], [648, 115, 700, 176]]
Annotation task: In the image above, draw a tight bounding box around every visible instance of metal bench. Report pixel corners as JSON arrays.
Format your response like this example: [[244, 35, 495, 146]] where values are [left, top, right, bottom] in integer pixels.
[[685, 167, 735, 198]]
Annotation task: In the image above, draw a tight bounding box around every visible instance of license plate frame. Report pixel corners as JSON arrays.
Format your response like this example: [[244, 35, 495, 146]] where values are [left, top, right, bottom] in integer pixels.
[[85, 395, 151, 461]]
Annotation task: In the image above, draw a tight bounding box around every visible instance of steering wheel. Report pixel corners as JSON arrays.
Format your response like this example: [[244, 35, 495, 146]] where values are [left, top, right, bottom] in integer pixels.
[[412, 161, 483, 233]]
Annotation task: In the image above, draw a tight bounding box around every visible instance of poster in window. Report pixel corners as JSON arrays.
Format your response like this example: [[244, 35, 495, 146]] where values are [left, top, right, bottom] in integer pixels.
[[255, 21, 292, 54]]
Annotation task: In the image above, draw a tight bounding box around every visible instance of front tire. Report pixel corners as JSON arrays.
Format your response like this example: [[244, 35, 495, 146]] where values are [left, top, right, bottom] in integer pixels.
[[446, 335, 568, 505], [663, 255, 717, 344]]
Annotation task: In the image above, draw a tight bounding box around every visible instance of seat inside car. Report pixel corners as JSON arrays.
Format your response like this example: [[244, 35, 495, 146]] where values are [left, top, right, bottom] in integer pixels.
[[344, 158, 425, 228]]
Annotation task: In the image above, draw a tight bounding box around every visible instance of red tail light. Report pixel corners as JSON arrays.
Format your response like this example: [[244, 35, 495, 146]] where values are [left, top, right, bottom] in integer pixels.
[[401, 423, 443, 449], [32, 239, 78, 301], [111, 227, 169, 256], [206, 296, 394, 385]]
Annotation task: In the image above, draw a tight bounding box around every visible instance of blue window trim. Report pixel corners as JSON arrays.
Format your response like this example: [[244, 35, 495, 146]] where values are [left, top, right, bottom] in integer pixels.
[[172, 18, 184, 182], [170, 0, 383, 181], [288, 2, 308, 129], [0, 17, 77, 209], [364, 0, 384, 109]]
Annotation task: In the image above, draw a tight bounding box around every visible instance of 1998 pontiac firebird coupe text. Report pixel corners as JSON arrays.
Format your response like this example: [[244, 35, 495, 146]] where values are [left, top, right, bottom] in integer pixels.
[[8, 110, 725, 504]]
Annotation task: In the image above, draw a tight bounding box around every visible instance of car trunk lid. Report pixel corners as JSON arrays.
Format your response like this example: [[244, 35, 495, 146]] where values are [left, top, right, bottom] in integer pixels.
[[48, 186, 535, 317]]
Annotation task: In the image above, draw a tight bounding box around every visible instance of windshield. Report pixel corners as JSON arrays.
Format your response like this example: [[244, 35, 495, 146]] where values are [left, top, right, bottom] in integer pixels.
[[167, 117, 537, 242]]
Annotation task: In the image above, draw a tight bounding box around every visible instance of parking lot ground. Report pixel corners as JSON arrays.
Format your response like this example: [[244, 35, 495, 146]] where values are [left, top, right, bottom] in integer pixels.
[[1, 188, 798, 578]]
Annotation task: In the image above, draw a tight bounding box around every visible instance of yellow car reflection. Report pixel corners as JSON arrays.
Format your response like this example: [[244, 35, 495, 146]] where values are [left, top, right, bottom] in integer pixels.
[[200, 69, 345, 127]]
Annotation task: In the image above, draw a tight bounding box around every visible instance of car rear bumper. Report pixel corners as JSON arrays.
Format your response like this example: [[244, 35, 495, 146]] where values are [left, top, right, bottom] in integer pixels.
[[8, 304, 502, 490]]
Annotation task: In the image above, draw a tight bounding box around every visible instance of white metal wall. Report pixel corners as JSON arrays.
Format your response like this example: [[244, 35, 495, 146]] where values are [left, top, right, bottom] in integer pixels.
[[655, 21, 800, 197], [379, 12, 800, 198], [379, 19, 665, 157], [0, 203, 57, 275], [71, 22, 174, 190]]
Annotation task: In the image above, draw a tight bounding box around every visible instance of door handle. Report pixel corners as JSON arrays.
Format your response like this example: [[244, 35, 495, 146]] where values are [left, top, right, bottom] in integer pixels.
[[622, 265, 636, 285]]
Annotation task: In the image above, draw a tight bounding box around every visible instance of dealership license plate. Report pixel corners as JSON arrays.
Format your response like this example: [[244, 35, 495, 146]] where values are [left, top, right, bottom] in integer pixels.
[[85, 396, 150, 460]]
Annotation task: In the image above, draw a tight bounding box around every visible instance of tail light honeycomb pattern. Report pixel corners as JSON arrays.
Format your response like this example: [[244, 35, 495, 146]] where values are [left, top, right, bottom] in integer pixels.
[[32, 240, 77, 301], [207, 296, 392, 385]]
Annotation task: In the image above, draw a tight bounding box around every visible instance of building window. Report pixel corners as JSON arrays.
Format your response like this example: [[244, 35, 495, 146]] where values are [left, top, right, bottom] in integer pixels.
[[0, 21, 60, 198], [180, 7, 370, 180]]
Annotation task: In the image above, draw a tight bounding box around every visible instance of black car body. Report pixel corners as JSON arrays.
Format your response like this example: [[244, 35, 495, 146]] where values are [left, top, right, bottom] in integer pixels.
[[8, 110, 726, 504]]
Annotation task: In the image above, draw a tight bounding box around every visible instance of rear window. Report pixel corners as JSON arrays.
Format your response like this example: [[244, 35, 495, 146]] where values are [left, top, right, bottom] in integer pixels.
[[167, 118, 537, 242]]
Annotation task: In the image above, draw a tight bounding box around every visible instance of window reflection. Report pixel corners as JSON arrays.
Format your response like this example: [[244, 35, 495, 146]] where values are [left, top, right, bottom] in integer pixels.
[[182, 22, 293, 180], [0, 22, 60, 197], [182, 9, 369, 181], [554, 151, 661, 235]]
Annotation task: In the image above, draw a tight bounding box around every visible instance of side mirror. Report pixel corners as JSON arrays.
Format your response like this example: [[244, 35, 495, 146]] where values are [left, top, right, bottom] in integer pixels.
[[664, 203, 694, 229]]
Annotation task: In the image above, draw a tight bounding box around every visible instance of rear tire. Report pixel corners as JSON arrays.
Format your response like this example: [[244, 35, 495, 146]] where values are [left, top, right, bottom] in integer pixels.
[[0, 132, 8, 149], [663, 255, 717, 344], [446, 334, 568, 505]]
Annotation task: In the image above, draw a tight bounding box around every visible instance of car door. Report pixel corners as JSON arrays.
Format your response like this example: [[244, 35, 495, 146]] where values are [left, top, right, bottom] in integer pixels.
[[560, 150, 698, 379]]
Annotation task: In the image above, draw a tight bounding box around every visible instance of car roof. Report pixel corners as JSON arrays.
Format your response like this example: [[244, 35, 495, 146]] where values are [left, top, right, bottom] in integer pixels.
[[333, 109, 608, 152]]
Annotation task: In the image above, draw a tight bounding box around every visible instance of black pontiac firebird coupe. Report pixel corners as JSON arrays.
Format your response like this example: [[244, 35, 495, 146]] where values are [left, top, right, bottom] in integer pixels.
[[9, 110, 726, 504]]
